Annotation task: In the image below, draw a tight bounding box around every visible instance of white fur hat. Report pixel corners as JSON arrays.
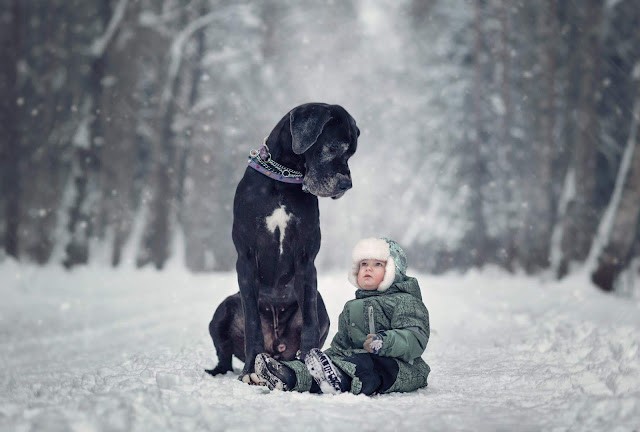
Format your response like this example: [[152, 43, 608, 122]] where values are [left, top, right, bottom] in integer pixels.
[[347, 237, 408, 291]]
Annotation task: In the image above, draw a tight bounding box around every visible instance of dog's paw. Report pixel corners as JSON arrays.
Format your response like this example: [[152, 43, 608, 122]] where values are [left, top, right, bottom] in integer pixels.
[[204, 366, 230, 377]]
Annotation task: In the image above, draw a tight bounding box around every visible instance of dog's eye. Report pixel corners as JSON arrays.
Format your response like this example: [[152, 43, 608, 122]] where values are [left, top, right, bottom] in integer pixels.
[[326, 143, 347, 155]]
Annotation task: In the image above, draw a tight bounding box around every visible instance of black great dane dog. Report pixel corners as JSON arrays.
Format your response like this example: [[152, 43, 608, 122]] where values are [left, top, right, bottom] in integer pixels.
[[206, 103, 359, 382]]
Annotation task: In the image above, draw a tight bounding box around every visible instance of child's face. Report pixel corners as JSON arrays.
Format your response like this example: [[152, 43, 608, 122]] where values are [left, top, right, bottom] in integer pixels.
[[357, 259, 386, 290]]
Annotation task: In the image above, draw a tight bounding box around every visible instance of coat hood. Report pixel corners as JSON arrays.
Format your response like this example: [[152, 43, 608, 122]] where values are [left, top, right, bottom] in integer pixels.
[[348, 237, 408, 291]]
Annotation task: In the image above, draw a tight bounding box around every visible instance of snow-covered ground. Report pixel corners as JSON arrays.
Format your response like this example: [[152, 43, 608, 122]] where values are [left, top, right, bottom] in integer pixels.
[[1, 260, 639, 432]]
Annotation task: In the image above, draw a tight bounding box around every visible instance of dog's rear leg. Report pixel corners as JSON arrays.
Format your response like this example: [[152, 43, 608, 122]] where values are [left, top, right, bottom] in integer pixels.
[[205, 298, 235, 376]]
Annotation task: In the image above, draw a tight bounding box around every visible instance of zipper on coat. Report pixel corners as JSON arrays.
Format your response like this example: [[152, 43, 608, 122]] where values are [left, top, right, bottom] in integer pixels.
[[368, 305, 375, 335]]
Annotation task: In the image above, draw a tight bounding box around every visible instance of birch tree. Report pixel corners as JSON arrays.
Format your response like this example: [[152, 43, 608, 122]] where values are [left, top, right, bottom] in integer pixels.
[[590, 69, 640, 291]]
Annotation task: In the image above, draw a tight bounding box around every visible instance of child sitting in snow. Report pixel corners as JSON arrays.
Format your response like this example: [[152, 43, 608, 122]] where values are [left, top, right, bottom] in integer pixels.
[[253, 237, 430, 395]]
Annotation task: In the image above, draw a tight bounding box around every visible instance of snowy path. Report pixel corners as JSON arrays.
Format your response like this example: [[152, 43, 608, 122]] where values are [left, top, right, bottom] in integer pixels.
[[1, 262, 639, 431]]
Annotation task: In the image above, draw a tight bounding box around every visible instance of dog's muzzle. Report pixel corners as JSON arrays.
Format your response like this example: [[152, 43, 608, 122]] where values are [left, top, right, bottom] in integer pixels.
[[302, 176, 352, 199]]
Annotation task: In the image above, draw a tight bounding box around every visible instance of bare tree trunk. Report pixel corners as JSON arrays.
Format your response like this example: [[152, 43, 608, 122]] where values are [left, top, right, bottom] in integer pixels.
[[8, 1, 79, 264], [466, 0, 491, 267], [591, 87, 640, 291], [525, 0, 557, 271], [557, 0, 604, 276], [496, 0, 517, 270], [146, 99, 179, 270], [181, 0, 214, 272], [0, 0, 21, 259], [499, 2, 511, 150], [63, 0, 118, 267], [93, 0, 143, 267], [138, 36, 186, 270]]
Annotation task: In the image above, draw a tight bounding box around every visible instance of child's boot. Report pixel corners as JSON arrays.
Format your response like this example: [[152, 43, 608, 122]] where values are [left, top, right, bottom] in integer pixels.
[[255, 353, 296, 391], [305, 348, 348, 394]]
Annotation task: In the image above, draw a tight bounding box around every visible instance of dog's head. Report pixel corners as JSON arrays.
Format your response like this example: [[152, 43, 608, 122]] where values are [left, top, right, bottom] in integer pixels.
[[289, 103, 359, 199]]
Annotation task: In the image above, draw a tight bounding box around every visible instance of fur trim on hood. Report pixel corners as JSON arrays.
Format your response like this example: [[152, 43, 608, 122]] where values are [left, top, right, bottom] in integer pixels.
[[348, 237, 408, 291]]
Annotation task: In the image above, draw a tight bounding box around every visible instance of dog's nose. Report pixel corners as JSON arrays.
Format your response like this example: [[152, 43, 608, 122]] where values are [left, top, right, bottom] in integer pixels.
[[338, 177, 352, 191]]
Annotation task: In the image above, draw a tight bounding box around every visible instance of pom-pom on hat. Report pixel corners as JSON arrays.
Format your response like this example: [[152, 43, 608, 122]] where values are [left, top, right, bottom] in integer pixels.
[[348, 238, 408, 291]]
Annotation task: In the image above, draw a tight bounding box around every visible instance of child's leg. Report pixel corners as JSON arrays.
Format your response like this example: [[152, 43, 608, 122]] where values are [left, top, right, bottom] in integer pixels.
[[370, 355, 399, 394], [344, 353, 378, 395], [344, 353, 399, 395]]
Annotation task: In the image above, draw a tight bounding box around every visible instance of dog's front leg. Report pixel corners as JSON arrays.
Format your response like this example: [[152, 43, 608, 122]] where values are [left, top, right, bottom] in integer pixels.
[[295, 261, 320, 359], [237, 252, 264, 382]]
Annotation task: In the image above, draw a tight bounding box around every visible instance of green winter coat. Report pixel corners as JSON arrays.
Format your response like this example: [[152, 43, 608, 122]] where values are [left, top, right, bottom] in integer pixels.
[[286, 276, 430, 394]]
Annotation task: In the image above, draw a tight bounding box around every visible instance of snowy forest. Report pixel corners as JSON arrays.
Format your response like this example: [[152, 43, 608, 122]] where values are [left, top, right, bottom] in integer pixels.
[[1, 0, 640, 296], [2, 2, 640, 430]]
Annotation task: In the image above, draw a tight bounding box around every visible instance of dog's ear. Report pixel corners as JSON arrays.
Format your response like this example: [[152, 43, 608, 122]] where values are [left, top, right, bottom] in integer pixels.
[[290, 104, 333, 155]]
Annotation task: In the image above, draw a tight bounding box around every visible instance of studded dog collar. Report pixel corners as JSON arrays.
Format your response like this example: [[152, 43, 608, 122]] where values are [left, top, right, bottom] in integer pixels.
[[247, 141, 304, 184]]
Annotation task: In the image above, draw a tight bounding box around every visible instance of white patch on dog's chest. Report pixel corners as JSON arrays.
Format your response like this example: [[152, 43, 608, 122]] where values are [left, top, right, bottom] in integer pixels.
[[265, 206, 292, 255]]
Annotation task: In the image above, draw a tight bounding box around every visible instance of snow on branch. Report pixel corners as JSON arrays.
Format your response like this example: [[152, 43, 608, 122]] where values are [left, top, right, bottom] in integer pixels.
[[161, 11, 222, 106], [90, 0, 130, 57]]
